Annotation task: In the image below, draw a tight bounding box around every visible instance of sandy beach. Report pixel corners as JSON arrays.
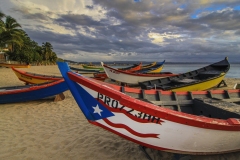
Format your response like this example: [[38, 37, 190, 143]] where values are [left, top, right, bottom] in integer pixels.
[[1, 65, 240, 160]]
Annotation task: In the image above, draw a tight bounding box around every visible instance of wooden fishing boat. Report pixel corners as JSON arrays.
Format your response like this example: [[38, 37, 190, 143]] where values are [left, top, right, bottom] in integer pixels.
[[57, 61, 240, 155], [0, 79, 68, 104], [12, 67, 62, 84], [117, 62, 142, 72], [139, 57, 230, 91], [134, 60, 165, 73], [101, 62, 176, 85], [0, 63, 30, 68], [93, 63, 143, 81], [82, 64, 104, 71], [141, 62, 157, 69], [70, 66, 101, 74]]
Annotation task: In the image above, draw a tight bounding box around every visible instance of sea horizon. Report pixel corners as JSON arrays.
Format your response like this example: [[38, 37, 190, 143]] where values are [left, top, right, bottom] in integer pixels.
[[65, 60, 240, 65]]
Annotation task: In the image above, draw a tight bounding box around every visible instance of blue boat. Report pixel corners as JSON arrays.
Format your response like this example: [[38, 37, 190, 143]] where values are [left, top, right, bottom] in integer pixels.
[[0, 79, 68, 104]]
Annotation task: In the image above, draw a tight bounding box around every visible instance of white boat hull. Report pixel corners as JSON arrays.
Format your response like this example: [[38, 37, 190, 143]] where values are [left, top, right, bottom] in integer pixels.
[[102, 62, 171, 84], [79, 83, 240, 154]]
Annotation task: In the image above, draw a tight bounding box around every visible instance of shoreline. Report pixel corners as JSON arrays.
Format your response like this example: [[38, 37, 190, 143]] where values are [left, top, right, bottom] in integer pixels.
[[1, 65, 240, 160]]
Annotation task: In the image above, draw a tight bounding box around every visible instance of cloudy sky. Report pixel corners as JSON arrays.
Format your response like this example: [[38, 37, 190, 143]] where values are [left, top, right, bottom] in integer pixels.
[[1, 0, 240, 62]]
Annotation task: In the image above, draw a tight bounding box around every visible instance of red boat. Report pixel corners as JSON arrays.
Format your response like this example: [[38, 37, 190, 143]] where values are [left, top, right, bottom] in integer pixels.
[[12, 67, 62, 84]]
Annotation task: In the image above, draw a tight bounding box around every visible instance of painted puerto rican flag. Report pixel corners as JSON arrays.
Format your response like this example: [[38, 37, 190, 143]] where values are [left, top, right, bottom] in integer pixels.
[[75, 82, 160, 139]]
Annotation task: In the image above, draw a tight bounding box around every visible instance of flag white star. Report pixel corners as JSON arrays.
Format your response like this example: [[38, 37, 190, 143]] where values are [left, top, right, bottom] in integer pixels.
[[92, 104, 103, 116]]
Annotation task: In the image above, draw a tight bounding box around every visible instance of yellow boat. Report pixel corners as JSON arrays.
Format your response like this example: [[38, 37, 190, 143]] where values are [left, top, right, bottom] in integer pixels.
[[139, 57, 230, 91], [0, 63, 30, 68], [147, 65, 164, 73], [134, 60, 165, 73], [171, 72, 226, 91], [12, 67, 62, 84]]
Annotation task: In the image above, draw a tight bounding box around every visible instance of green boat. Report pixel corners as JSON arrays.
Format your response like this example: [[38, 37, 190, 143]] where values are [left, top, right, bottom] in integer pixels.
[[82, 64, 104, 71]]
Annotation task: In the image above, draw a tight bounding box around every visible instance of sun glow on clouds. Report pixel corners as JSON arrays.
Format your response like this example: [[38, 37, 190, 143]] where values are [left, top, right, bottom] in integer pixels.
[[148, 32, 183, 44], [12, 0, 94, 14], [10, 0, 103, 36], [60, 52, 126, 62], [60, 52, 98, 62]]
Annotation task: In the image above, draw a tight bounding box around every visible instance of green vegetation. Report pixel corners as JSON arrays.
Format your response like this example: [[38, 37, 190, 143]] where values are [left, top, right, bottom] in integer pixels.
[[0, 11, 59, 65]]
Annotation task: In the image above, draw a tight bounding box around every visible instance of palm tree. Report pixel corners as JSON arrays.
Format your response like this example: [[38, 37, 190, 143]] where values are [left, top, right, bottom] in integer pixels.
[[49, 51, 57, 64], [0, 11, 6, 51], [0, 11, 5, 24], [0, 11, 4, 18], [0, 11, 5, 27], [42, 42, 53, 62], [1, 16, 24, 52]]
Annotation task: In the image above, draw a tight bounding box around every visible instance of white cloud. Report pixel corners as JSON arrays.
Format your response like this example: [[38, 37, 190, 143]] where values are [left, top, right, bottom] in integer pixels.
[[4, 0, 105, 36], [148, 32, 183, 44]]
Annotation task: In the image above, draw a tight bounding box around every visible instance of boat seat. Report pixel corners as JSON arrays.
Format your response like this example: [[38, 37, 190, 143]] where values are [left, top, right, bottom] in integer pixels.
[[198, 71, 222, 79], [136, 98, 153, 104], [172, 78, 198, 83], [192, 98, 240, 119], [198, 70, 222, 76]]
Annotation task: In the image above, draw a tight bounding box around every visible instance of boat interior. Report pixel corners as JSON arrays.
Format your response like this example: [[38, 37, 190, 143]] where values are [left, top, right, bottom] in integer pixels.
[[25, 72, 62, 78], [118, 63, 140, 70], [0, 81, 57, 91], [118, 86, 240, 119]]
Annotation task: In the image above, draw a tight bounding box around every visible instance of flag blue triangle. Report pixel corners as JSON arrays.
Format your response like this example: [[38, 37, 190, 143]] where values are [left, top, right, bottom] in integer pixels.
[[74, 82, 115, 120]]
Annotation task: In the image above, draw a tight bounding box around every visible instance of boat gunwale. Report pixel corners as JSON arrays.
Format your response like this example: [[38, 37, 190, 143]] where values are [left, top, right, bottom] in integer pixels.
[[0, 79, 65, 95], [12, 67, 62, 80]]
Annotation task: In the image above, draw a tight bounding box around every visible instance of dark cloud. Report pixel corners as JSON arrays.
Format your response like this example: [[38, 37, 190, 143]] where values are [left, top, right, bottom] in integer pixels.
[[23, 13, 49, 21], [55, 14, 103, 27], [195, 9, 240, 30], [85, 5, 94, 10]]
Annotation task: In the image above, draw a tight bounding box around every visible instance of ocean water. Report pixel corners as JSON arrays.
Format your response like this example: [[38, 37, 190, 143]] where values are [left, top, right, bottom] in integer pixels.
[[112, 63, 240, 78], [161, 63, 240, 78]]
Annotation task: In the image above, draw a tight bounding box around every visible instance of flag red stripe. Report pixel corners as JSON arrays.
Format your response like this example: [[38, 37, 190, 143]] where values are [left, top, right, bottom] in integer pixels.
[[98, 99, 164, 124], [103, 119, 159, 138]]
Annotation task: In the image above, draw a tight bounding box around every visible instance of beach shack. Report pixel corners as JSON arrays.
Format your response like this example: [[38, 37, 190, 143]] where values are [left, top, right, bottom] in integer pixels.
[[0, 46, 9, 62], [0, 52, 6, 62]]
